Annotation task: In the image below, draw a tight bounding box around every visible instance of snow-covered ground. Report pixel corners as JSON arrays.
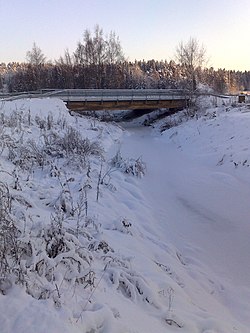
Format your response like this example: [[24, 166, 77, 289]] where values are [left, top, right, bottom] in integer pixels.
[[0, 97, 250, 332]]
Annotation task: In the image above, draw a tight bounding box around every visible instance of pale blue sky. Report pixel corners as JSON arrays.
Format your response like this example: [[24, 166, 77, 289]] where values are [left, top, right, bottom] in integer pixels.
[[0, 0, 249, 70]]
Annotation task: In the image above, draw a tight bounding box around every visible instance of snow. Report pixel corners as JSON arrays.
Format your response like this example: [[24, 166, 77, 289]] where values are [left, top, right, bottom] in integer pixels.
[[0, 96, 250, 332]]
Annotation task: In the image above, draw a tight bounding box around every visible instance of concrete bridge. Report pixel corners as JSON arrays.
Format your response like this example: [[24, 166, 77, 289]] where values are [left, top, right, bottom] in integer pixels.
[[48, 89, 189, 112]]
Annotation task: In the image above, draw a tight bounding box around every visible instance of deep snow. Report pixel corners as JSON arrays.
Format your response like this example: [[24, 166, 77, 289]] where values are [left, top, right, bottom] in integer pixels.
[[0, 97, 250, 332]]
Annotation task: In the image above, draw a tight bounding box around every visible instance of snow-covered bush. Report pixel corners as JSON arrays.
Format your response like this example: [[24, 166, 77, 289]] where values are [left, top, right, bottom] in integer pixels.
[[54, 126, 103, 159], [0, 179, 95, 300], [0, 107, 106, 301], [6, 118, 103, 172], [0, 182, 20, 294], [25, 220, 94, 301], [8, 138, 47, 171], [111, 150, 146, 177]]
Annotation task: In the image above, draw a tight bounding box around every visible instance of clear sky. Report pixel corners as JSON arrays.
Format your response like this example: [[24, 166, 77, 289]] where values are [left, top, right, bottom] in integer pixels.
[[0, 0, 249, 70]]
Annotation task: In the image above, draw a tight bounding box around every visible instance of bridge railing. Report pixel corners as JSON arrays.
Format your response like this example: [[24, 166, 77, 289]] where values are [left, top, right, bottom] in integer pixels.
[[3, 89, 248, 105], [1, 88, 187, 102], [48, 89, 188, 102]]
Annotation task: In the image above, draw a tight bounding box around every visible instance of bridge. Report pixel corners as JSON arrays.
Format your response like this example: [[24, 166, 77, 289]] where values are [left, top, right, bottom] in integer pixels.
[[47, 89, 189, 112], [2, 89, 246, 114]]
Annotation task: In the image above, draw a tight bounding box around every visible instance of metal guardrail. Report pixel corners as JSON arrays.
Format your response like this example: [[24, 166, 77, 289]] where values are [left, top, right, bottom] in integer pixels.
[[0, 89, 59, 101], [47, 89, 188, 102], [1, 89, 249, 105], [0, 88, 187, 102]]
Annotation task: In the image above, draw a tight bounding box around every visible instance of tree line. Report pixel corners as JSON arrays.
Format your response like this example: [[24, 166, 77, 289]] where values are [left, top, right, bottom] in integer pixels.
[[0, 26, 249, 94]]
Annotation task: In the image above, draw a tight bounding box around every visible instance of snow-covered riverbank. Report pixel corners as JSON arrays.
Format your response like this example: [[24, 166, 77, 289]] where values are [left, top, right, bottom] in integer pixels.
[[0, 98, 250, 332]]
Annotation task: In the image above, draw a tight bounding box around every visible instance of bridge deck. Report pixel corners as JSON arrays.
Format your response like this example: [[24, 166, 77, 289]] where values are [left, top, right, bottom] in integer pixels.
[[49, 89, 189, 111], [66, 99, 188, 111]]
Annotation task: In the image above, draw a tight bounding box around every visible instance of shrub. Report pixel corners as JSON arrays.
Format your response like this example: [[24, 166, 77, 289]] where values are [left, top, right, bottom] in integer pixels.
[[111, 150, 146, 177]]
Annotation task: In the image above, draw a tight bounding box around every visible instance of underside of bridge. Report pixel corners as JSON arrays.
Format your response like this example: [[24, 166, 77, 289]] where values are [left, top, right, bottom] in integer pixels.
[[66, 99, 188, 112]]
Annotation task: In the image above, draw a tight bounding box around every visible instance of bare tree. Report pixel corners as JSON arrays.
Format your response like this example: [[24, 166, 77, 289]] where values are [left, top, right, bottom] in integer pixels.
[[25, 43, 47, 90], [26, 42, 46, 66], [73, 25, 124, 88], [57, 48, 73, 67], [175, 37, 206, 93], [74, 25, 124, 66], [74, 25, 105, 66], [56, 49, 74, 88], [106, 31, 125, 64]]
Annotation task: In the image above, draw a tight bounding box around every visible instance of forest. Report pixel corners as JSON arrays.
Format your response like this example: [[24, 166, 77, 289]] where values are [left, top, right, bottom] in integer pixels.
[[0, 26, 249, 94]]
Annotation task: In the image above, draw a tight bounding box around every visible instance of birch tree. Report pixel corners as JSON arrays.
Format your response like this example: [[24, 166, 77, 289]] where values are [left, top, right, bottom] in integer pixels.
[[175, 37, 206, 93]]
